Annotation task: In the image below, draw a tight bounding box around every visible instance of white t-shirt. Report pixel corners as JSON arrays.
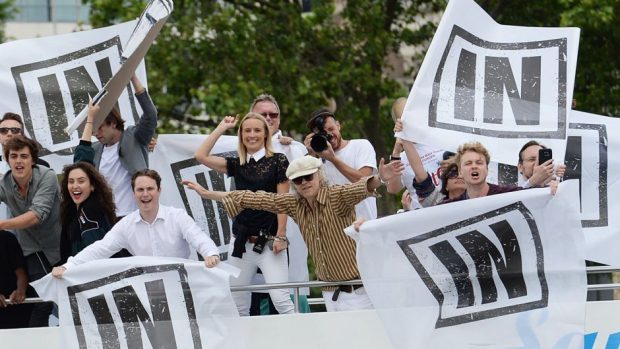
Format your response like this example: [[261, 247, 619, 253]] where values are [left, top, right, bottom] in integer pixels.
[[323, 139, 377, 220], [99, 142, 136, 216]]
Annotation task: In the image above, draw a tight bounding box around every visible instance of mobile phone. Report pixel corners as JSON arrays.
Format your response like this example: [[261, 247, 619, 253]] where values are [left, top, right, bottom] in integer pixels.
[[538, 148, 552, 165]]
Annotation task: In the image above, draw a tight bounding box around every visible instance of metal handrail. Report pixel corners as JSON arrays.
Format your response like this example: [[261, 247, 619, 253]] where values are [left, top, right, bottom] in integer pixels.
[[6, 267, 619, 306]]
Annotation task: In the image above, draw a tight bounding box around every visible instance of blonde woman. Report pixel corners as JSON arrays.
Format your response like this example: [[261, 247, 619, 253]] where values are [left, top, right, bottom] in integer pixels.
[[194, 113, 294, 315]]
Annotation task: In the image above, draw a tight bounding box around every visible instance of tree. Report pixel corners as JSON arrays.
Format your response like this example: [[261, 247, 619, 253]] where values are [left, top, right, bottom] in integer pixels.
[[0, 0, 16, 43], [85, 0, 443, 214], [477, 0, 620, 116]]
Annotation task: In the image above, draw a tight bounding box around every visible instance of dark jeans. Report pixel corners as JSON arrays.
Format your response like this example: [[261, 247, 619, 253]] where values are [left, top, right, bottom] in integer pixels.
[[25, 251, 54, 327]]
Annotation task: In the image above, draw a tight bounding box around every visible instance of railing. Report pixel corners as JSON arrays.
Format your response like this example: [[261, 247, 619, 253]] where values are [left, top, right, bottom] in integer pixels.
[[7, 267, 619, 310]]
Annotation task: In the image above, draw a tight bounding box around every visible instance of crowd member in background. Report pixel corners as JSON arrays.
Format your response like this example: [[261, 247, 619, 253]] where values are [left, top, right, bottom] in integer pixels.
[[0, 136, 60, 327], [0, 230, 32, 329], [396, 189, 415, 213], [389, 120, 465, 206], [0, 113, 50, 168], [183, 155, 403, 311], [87, 75, 157, 222], [51, 169, 220, 278], [517, 140, 566, 188], [249, 94, 310, 314], [195, 113, 295, 316], [305, 108, 378, 220]]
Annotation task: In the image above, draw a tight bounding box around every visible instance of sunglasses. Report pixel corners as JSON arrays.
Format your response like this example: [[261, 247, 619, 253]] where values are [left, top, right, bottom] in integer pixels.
[[292, 173, 314, 185], [0, 127, 21, 135], [259, 112, 279, 119], [446, 170, 459, 179]]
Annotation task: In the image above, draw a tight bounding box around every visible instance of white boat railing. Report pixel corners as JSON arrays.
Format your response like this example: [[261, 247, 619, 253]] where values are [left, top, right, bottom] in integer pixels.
[[7, 266, 619, 311]]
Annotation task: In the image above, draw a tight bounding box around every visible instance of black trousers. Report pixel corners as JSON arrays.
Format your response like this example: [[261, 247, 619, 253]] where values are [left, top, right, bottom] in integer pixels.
[[24, 251, 54, 327]]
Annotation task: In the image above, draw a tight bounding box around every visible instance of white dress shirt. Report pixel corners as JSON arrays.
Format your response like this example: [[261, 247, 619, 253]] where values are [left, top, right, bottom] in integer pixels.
[[65, 205, 219, 269]]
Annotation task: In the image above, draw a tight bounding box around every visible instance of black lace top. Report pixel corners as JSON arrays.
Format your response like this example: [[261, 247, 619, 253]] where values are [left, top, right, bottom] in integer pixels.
[[226, 152, 289, 257]]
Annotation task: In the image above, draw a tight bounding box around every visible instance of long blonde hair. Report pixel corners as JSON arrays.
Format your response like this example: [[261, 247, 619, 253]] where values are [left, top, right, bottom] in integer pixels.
[[237, 112, 274, 165]]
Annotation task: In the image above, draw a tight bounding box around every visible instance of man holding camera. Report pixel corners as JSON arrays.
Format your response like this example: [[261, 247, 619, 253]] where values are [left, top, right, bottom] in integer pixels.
[[304, 109, 378, 220]]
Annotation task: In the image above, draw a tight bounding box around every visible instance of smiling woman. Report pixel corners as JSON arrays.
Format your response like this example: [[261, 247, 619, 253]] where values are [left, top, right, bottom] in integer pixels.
[[59, 162, 117, 263], [193, 112, 295, 316]]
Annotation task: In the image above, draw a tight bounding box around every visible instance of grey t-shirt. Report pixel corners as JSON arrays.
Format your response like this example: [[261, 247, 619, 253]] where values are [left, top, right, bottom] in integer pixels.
[[0, 165, 61, 264]]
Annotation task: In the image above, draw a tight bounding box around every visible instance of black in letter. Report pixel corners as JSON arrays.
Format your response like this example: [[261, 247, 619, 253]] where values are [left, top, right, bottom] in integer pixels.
[[429, 241, 474, 308], [454, 49, 477, 121], [483, 56, 541, 125], [456, 221, 526, 304], [112, 280, 177, 348]]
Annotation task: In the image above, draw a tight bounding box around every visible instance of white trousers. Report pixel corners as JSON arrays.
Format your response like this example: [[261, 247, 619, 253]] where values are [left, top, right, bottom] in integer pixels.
[[227, 240, 295, 316], [322, 286, 374, 312]]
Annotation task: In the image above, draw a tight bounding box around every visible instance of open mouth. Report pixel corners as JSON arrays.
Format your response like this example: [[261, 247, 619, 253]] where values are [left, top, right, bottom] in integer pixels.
[[471, 171, 480, 180], [141, 198, 152, 204], [72, 191, 83, 201]]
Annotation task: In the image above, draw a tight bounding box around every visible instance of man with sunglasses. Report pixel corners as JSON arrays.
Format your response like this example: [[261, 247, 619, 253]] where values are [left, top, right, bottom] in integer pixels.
[[0, 113, 50, 168], [183, 155, 403, 311]]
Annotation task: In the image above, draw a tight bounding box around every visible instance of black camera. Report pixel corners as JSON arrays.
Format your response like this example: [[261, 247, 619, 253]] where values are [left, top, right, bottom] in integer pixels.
[[308, 109, 334, 153], [252, 229, 270, 254]]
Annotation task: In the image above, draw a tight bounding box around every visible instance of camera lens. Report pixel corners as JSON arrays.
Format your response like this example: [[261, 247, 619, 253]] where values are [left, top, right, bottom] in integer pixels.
[[310, 134, 329, 152]]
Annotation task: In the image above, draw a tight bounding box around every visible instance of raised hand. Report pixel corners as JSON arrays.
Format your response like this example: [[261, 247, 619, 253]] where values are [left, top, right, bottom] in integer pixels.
[[215, 115, 238, 133]]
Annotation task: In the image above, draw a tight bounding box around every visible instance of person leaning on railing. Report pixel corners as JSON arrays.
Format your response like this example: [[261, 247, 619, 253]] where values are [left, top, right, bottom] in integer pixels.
[[182, 155, 404, 312]]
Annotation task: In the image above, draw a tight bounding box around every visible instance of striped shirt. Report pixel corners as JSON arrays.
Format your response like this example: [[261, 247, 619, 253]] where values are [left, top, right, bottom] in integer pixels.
[[223, 177, 373, 290]]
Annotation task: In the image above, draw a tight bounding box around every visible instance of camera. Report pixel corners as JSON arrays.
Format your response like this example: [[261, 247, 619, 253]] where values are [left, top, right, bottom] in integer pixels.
[[308, 109, 334, 153], [252, 229, 270, 254]]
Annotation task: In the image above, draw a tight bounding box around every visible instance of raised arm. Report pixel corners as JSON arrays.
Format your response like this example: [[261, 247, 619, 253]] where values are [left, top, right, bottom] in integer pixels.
[[194, 116, 237, 174], [73, 99, 97, 164], [131, 74, 158, 145]]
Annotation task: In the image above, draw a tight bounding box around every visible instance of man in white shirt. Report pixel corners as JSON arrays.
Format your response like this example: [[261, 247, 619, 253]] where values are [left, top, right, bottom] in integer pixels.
[[517, 140, 565, 188], [52, 169, 220, 277], [304, 109, 378, 220]]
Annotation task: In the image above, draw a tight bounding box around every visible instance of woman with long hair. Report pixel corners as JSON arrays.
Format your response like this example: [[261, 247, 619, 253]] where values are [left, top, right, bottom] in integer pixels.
[[194, 112, 295, 315], [59, 102, 117, 262], [59, 161, 117, 262]]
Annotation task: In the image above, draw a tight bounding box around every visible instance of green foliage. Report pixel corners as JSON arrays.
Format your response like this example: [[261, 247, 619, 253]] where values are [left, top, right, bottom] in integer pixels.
[[85, 0, 619, 215], [84, 0, 441, 214], [477, 0, 620, 116], [0, 0, 16, 43]]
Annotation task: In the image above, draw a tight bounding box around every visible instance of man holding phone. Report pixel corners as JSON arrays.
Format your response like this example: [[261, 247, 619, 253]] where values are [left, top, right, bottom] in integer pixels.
[[517, 141, 566, 188]]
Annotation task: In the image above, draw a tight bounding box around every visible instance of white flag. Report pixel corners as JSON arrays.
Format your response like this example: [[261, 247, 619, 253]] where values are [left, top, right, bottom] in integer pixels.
[[400, 0, 579, 165], [349, 180, 586, 349], [32, 256, 244, 349]]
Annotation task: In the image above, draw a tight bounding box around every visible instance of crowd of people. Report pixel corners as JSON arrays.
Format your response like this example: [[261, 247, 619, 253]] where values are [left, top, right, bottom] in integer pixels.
[[0, 73, 569, 328]]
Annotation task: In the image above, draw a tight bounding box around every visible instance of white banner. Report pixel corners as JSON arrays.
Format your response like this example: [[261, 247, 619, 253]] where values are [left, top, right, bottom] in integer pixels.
[[0, 21, 146, 172], [31, 256, 243, 349], [349, 180, 586, 349], [483, 110, 620, 265], [149, 134, 310, 292], [401, 0, 579, 165]]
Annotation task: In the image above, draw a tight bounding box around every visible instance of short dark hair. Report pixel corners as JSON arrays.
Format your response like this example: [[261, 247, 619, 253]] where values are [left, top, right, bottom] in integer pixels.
[[103, 105, 125, 131], [4, 135, 39, 164], [518, 140, 546, 163], [131, 169, 161, 191], [440, 162, 459, 197], [307, 108, 335, 130], [0, 112, 25, 129]]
